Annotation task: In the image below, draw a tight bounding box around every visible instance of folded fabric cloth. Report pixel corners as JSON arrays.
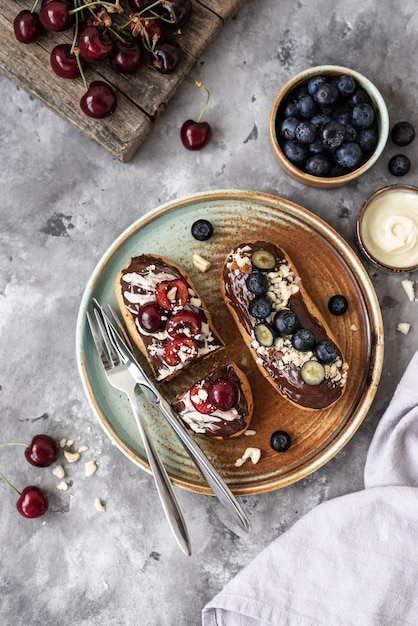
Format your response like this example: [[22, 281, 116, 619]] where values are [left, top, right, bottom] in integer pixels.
[[202, 350, 418, 625]]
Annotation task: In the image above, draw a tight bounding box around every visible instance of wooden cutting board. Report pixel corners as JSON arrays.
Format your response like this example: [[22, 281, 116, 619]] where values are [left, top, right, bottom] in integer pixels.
[[1, 0, 245, 161]]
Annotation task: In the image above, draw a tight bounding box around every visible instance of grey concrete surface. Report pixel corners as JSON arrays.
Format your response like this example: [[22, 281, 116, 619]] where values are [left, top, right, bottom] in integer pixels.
[[1, 0, 418, 624]]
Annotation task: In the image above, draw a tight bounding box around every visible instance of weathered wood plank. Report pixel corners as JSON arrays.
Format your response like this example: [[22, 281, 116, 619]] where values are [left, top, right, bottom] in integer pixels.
[[0, 0, 245, 161]]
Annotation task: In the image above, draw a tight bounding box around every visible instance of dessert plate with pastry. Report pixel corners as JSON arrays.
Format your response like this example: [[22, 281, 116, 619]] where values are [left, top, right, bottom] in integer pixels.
[[76, 190, 383, 495]]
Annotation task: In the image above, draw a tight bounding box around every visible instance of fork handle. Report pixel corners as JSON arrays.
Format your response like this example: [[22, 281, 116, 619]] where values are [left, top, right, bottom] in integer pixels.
[[125, 389, 192, 556]]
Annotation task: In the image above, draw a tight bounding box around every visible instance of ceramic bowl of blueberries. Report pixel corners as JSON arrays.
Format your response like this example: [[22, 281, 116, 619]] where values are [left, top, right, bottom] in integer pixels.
[[269, 65, 390, 188]]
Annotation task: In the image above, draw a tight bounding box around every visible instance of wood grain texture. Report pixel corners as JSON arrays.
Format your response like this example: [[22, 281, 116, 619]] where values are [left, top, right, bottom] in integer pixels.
[[1, 0, 246, 161]]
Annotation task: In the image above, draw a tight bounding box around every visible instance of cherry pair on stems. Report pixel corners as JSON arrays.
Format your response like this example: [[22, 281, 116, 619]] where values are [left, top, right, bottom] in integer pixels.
[[0, 435, 59, 519]]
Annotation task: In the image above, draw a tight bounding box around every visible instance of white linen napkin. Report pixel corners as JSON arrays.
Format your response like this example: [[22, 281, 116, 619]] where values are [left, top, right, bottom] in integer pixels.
[[202, 350, 418, 626]]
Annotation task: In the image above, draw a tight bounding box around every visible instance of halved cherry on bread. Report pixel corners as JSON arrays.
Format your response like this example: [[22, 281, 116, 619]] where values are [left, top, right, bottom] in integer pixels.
[[189, 381, 216, 414], [166, 310, 201, 339], [164, 338, 198, 366], [155, 279, 189, 311]]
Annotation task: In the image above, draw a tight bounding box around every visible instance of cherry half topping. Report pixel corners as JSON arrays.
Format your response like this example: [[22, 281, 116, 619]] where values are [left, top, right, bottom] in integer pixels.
[[189, 381, 216, 414], [138, 301, 167, 332], [208, 377, 238, 411], [16, 486, 49, 518], [166, 310, 201, 339], [80, 81, 117, 119], [181, 80, 212, 151], [155, 278, 189, 311], [25, 434, 59, 467], [164, 338, 198, 366], [13, 10, 43, 44]]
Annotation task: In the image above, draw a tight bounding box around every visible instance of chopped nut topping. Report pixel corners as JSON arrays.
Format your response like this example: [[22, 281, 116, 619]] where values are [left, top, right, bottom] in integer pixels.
[[235, 447, 262, 467]]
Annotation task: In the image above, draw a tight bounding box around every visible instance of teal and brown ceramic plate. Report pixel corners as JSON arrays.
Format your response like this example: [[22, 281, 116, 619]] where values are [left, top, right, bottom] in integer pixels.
[[76, 190, 383, 495]]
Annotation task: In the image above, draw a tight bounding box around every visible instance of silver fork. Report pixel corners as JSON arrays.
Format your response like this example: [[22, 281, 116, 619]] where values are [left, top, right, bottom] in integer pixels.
[[87, 309, 192, 557]]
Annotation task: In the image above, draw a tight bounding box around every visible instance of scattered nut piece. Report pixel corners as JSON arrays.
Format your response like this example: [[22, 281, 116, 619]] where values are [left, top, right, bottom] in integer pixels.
[[350, 324, 358, 331], [94, 497, 106, 512], [52, 465, 65, 479], [193, 253, 211, 273], [59, 438, 67, 448], [85, 460, 98, 477], [65, 439, 75, 447], [64, 450, 81, 463], [234, 447, 262, 467], [244, 429, 256, 436], [397, 322, 411, 335], [401, 279, 416, 302], [56, 481, 69, 491], [78, 445, 89, 453]]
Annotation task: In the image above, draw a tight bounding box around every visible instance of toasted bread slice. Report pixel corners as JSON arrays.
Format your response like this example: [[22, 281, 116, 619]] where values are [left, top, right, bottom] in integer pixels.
[[171, 362, 254, 439], [115, 254, 224, 381], [221, 241, 348, 410]]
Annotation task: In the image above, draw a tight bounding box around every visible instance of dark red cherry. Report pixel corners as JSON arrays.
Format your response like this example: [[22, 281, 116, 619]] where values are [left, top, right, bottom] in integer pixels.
[[160, 0, 192, 29], [208, 377, 238, 411], [181, 120, 212, 151], [166, 310, 201, 339], [39, 0, 73, 32], [151, 41, 183, 74], [78, 25, 115, 62], [111, 40, 141, 74], [80, 81, 117, 119], [50, 43, 86, 79], [25, 434, 59, 467], [164, 338, 198, 366], [13, 10, 43, 43], [16, 486, 48, 518], [189, 382, 216, 414], [155, 279, 189, 311], [138, 302, 167, 332]]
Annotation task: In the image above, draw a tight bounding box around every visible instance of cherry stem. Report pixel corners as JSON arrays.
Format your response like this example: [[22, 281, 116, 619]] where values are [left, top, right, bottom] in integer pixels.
[[0, 442, 28, 448], [0, 471, 21, 496], [30, 0, 41, 13], [69, 1, 121, 15], [195, 80, 211, 123]]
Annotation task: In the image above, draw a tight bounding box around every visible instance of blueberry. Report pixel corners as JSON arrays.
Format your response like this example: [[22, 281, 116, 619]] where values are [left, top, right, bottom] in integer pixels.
[[295, 120, 317, 144], [351, 103, 375, 129], [390, 121, 415, 146], [315, 340, 338, 364], [191, 219, 213, 241], [337, 111, 352, 126], [296, 94, 317, 119], [246, 272, 269, 295], [320, 121, 347, 149], [344, 124, 357, 142], [291, 328, 315, 352], [388, 154, 410, 176], [305, 153, 331, 177], [270, 430, 291, 453], [348, 89, 369, 106], [334, 74, 356, 97], [248, 296, 272, 319], [281, 116, 299, 140], [283, 99, 298, 118], [273, 309, 299, 335], [357, 127, 378, 152], [328, 294, 348, 316], [310, 113, 331, 129], [307, 75, 326, 96], [254, 322, 276, 347], [283, 140, 308, 163], [308, 139, 325, 154], [335, 142, 363, 169], [313, 82, 338, 105]]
